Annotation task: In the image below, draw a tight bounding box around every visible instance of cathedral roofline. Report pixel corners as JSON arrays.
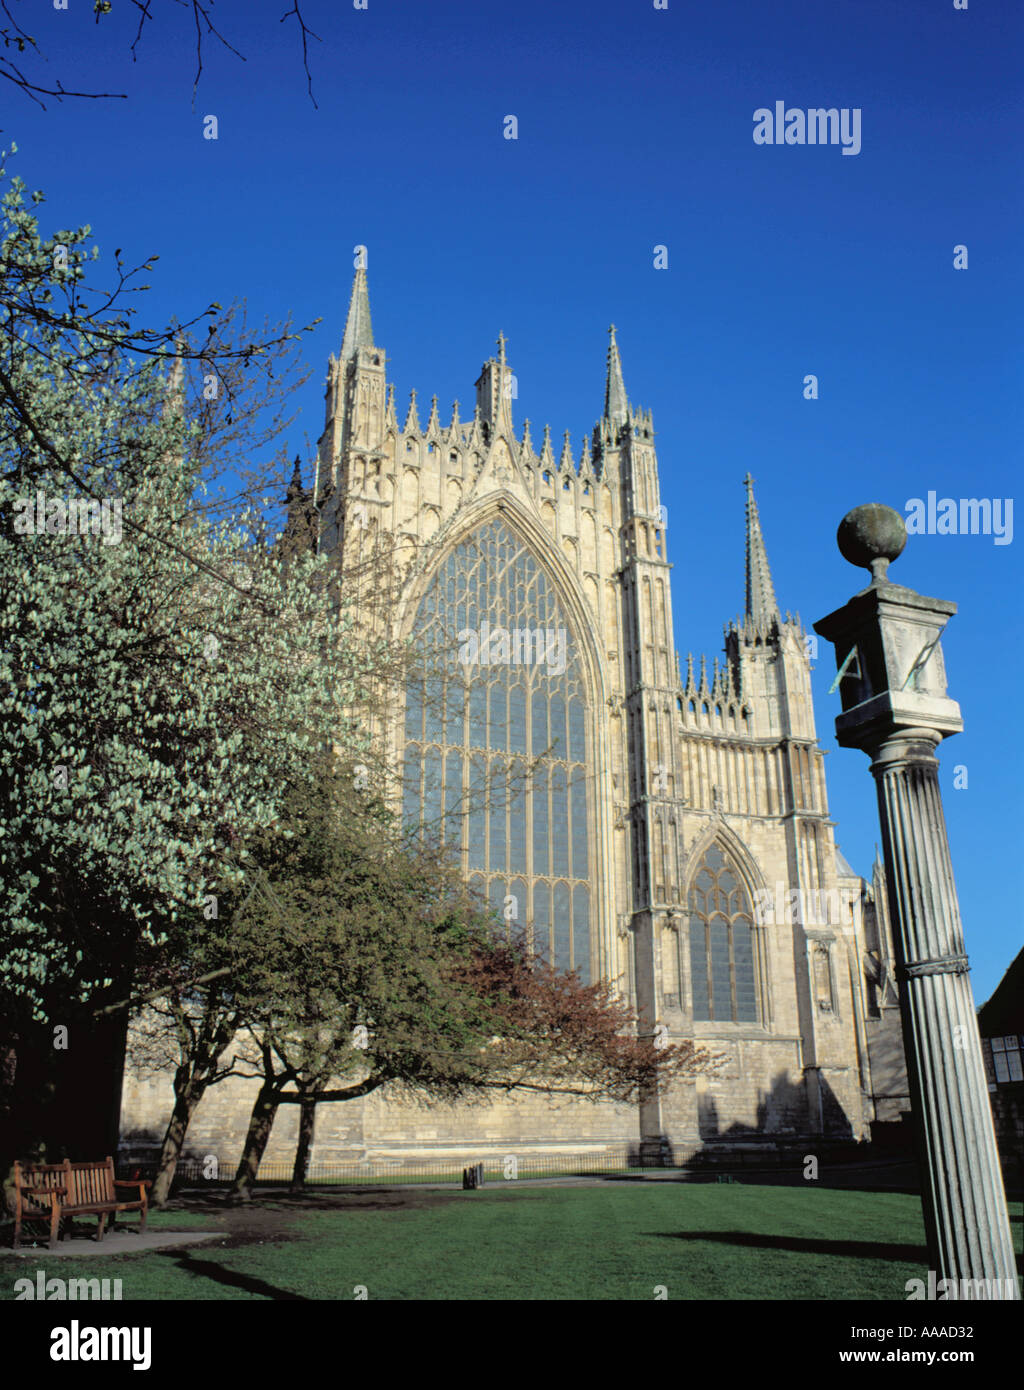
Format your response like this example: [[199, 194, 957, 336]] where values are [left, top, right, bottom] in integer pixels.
[[327, 287, 660, 490]]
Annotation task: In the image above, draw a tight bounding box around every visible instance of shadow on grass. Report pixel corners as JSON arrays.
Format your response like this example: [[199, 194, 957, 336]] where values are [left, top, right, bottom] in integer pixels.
[[651, 1230, 929, 1264], [158, 1248, 310, 1301]]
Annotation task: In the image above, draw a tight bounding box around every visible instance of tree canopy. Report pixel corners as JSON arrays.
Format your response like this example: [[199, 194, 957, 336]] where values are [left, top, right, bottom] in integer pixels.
[[0, 148, 373, 1020]]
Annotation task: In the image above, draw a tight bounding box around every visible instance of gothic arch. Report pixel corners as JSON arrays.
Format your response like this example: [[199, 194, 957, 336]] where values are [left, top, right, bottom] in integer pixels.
[[678, 819, 768, 905], [678, 817, 766, 1028], [398, 491, 610, 712], [395, 494, 616, 984]]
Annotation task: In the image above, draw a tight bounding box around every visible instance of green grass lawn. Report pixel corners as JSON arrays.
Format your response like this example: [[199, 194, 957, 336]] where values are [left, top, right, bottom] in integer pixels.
[[2, 1185, 1021, 1301]]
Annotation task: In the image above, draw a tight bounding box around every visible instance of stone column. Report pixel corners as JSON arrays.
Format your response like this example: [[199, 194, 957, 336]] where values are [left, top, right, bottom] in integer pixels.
[[815, 504, 1019, 1297], [872, 729, 1018, 1288]]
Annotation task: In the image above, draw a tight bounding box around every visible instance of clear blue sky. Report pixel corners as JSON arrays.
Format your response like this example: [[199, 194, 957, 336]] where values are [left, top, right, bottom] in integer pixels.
[[6, 0, 1021, 1000]]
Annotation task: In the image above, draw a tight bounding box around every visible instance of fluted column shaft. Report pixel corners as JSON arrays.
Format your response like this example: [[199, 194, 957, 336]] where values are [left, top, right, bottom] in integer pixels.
[[871, 729, 1019, 1294]]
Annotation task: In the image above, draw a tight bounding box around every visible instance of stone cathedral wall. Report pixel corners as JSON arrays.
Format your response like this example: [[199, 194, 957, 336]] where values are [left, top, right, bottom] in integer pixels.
[[120, 1045, 640, 1172], [120, 1028, 859, 1173], [117, 302, 909, 1172]]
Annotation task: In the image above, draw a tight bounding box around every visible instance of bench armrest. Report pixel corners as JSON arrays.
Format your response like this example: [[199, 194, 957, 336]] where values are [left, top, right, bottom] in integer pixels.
[[113, 1179, 152, 1191]]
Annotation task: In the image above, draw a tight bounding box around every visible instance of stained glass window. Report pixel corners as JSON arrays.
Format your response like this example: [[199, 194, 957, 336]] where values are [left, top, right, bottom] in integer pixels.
[[403, 518, 592, 981], [688, 844, 758, 1022]]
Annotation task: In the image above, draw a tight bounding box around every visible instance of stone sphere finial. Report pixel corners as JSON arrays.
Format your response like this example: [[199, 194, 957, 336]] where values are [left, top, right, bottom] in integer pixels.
[[837, 504, 907, 583]]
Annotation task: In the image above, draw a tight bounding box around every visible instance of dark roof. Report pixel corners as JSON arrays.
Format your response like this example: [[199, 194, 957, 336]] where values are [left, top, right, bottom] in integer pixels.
[[977, 946, 1024, 1036]]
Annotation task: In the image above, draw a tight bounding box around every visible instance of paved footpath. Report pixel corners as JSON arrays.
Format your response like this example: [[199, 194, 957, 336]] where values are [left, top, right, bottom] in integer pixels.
[[7, 1231, 220, 1258]]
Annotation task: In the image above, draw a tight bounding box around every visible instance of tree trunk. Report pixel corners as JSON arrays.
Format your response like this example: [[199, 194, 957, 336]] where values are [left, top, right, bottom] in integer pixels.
[[289, 1095, 317, 1193], [229, 1084, 280, 1201], [150, 1082, 204, 1208]]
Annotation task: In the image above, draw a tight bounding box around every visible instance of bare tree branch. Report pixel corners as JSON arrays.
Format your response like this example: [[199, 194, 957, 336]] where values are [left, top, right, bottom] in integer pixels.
[[279, 2, 321, 109], [0, 0, 319, 108]]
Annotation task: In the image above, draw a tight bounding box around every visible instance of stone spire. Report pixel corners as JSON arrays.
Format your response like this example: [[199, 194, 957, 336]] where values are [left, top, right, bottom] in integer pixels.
[[744, 473, 780, 632], [167, 348, 185, 406], [341, 265, 374, 360], [604, 324, 629, 426], [475, 331, 514, 433], [279, 455, 316, 558], [162, 338, 186, 421]]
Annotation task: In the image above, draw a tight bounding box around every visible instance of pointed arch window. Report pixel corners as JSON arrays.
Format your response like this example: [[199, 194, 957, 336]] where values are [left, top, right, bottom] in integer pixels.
[[402, 517, 593, 981], [688, 843, 758, 1022]]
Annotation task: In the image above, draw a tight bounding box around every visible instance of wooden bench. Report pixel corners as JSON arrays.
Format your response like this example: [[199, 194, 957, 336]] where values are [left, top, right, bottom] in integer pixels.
[[13, 1157, 150, 1249]]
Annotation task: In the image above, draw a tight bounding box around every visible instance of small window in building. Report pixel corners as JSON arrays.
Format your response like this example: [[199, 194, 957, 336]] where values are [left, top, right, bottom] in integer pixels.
[[428, 443, 435, 454], [563, 478, 571, 491], [992, 1036, 1024, 1083], [449, 452, 458, 465]]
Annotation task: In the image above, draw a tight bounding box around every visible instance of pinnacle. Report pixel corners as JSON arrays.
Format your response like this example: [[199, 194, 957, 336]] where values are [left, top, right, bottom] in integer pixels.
[[341, 265, 374, 360], [404, 388, 421, 434], [604, 324, 629, 426], [540, 424, 554, 466], [744, 473, 780, 635], [559, 429, 574, 472]]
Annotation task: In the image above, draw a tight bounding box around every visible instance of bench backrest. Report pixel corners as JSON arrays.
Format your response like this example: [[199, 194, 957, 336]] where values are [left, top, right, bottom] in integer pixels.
[[16, 1161, 66, 1193], [65, 1158, 116, 1207], [14, 1160, 66, 1216]]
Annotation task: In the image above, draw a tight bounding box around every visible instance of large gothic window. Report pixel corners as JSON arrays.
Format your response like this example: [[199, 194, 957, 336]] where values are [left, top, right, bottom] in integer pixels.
[[402, 518, 592, 982], [688, 844, 758, 1022]]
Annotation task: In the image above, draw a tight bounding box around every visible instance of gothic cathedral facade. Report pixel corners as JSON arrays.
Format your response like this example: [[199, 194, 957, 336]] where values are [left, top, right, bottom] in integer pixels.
[[120, 267, 908, 1169]]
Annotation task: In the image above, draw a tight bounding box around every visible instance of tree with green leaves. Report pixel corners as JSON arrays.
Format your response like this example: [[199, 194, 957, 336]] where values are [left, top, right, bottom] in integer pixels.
[[0, 146, 386, 1174], [127, 738, 710, 1206], [156, 753, 709, 1202]]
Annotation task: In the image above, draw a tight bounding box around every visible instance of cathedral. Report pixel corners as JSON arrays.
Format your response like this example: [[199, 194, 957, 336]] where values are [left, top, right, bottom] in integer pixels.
[[119, 268, 909, 1171]]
